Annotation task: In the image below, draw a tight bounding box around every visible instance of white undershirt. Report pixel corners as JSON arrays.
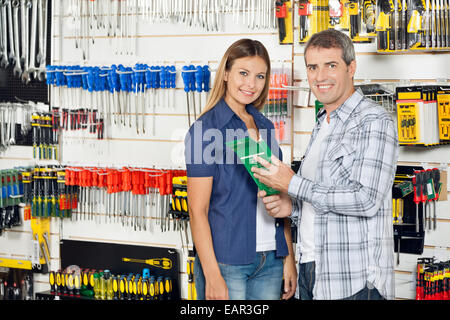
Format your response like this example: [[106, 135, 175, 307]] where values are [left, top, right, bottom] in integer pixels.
[[256, 196, 277, 251], [255, 137, 276, 252], [299, 117, 331, 263]]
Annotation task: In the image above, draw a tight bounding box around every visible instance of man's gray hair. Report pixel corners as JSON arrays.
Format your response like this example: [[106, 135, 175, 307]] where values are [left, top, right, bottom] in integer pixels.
[[304, 29, 355, 66]]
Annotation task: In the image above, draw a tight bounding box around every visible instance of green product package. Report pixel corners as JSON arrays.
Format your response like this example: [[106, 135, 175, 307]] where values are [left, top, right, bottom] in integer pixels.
[[226, 137, 280, 196]]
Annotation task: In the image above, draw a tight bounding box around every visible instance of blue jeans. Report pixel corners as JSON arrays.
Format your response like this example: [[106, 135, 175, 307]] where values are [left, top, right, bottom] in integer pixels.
[[194, 251, 284, 300], [297, 261, 385, 300]]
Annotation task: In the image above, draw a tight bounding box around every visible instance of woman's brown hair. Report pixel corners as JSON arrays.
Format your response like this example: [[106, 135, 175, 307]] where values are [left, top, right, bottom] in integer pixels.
[[199, 39, 271, 117]]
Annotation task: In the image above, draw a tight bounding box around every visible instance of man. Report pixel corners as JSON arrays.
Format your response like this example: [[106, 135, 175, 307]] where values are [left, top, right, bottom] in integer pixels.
[[252, 29, 399, 300]]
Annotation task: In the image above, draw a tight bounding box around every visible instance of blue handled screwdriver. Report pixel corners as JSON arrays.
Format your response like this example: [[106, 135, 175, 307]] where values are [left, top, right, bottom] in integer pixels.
[[182, 66, 192, 126], [195, 65, 203, 119], [202, 65, 211, 109], [189, 65, 196, 121], [169, 65, 176, 109]]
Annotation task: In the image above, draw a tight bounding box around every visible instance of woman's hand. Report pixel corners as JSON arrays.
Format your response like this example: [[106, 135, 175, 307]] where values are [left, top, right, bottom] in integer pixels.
[[205, 273, 229, 300], [282, 255, 297, 300]]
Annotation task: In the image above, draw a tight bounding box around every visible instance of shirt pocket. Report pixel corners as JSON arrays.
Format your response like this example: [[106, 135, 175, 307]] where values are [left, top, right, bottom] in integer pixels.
[[327, 143, 356, 185]]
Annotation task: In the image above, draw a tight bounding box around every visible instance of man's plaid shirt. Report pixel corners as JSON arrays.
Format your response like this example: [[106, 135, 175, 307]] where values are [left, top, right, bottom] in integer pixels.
[[289, 89, 399, 300]]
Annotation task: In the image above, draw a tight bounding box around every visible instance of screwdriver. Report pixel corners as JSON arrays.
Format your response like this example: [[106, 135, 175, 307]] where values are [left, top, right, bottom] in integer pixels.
[[420, 171, 429, 230], [431, 168, 440, 230], [202, 65, 211, 109], [424, 169, 433, 230], [412, 172, 421, 232], [195, 65, 203, 119], [122, 257, 172, 269], [49, 271, 56, 294]]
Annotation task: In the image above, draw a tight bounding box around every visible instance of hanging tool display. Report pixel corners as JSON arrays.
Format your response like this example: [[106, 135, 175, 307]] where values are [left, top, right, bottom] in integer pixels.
[[182, 64, 210, 126], [298, 0, 313, 41], [45, 265, 173, 300], [392, 166, 425, 265], [413, 169, 443, 231], [170, 175, 190, 255], [23, 166, 73, 219], [66, 166, 185, 231], [66, 0, 277, 60], [31, 111, 59, 160], [392, 166, 444, 266], [437, 86, 450, 141], [263, 68, 291, 144], [376, 0, 450, 51], [0, 0, 48, 81], [0, 102, 35, 152], [416, 257, 450, 300], [298, 0, 374, 44], [396, 85, 449, 146], [46, 63, 179, 140], [0, 168, 25, 236], [276, 0, 294, 44]]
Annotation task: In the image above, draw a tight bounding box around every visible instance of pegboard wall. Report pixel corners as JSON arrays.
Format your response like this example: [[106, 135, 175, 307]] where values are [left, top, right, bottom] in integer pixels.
[[0, 0, 449, 300]]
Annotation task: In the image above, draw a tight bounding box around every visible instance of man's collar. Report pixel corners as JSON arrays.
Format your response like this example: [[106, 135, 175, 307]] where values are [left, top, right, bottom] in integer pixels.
[[316, 88, 364, 123]]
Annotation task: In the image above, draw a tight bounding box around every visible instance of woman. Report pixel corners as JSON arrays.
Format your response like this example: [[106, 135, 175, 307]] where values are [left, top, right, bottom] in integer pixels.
[[184, 39, 296, 300]]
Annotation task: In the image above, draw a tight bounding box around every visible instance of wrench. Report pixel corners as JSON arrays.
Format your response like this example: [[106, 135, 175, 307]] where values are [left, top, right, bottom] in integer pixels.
[[36, 0, 46, 81], [12, 0, 21, 77], [21, 0, 31, 83], [36, 0, 43, 65], [25, 0, 38, 81], [0, 1, 8, 67], [6, 0, 15, 64]]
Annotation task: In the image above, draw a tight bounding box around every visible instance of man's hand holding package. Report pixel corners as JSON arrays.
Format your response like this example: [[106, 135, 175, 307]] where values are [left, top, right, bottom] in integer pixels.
[[252, 155, 294, 218]]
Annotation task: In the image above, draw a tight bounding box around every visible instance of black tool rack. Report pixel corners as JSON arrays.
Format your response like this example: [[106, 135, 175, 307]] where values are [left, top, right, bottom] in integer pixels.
[[393, 165, 425, 255], [35, 239, 180, 300]]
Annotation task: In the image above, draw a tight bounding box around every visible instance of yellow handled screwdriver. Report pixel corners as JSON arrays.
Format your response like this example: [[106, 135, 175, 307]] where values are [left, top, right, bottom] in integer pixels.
[[122, 257, 172, 269]]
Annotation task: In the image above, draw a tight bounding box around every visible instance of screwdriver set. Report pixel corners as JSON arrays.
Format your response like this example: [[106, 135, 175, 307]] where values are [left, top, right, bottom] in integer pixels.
[[377, 0, 450, 52], [392, 165, 445, 264], [416, 257, 450, 300], [0, 168, 24, 235], [19, 165, 187, 232], [181, 64, 211, 126], [274, 0, 450, 49], [296, 0, 375, 44], [170, 175, 191, 255], [264, 69, 291, 144], [31, 111, 59, 160], [396, 85, 450, 146], [45, 267, 173, 301], [46, 63, 179, 139], [437, 86, 450, 141]]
